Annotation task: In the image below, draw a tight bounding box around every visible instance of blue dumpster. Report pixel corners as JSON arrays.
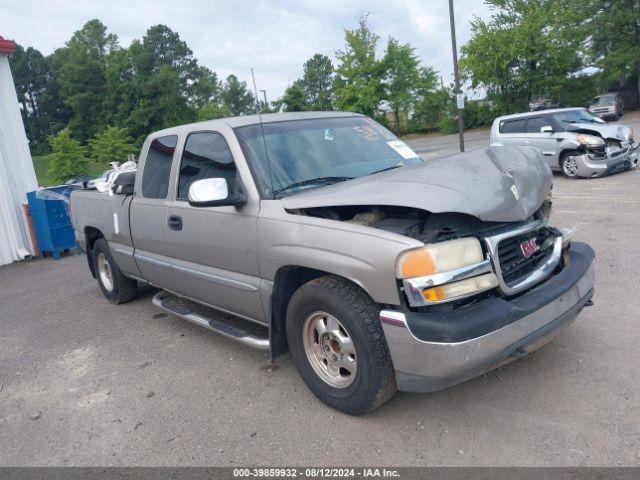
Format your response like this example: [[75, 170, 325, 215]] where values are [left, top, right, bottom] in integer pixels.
[[26, 185, 79, 259]]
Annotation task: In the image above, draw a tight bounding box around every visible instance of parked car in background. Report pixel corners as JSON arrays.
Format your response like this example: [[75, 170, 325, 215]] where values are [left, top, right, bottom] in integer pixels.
[[491, 107, 638, 178], [588, 93, 624, 121], [71, 112, 595, 414], [528, 97, 560, 111]]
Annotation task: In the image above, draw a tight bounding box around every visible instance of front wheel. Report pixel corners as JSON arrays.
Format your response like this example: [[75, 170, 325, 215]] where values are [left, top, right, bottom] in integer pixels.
[[92, 238, 137, 304], [560, 151, 581, 179], [286, 275, 396, 415]]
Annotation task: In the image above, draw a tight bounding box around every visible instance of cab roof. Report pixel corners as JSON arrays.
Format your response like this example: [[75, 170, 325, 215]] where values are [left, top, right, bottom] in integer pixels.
[[149, 111, 364, 138]]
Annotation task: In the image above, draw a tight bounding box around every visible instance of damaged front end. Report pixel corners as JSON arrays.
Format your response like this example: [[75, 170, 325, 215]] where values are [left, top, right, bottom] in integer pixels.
[[567, 124, 639, 177], [282, 145, 560, 308], [289, 201, 558, 309]]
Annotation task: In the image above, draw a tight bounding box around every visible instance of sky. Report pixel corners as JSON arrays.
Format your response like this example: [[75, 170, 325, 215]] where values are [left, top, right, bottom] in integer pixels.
[[0, 0, 493, 100]]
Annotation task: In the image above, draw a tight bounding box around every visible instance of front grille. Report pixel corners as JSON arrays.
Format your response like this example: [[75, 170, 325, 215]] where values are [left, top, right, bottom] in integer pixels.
[[497, 227, 556, 285], [609, 147, 628, 159]]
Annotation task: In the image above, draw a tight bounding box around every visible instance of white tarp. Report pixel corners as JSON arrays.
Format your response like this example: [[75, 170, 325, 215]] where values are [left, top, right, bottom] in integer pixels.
[[0, 53, 38, 266]]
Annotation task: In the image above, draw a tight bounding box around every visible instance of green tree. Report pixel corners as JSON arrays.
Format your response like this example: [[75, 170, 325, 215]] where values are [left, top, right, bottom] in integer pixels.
[[279, 80, 309, 111], [409, 68, 444, 132], [221, 74, 255, 115], [104, 25, 199, 141], [301, 54, 334, 110], [46, 128, 89, 183], [50, 19, 118, 141], [460, 0, 586, 111], [591, 0, 640, 99], [10, 44, 67, 151], [197, 102, 230, 120], [382, 38, 421, 133], [89, 126, 136, 166], [191, 66, 222, 109], [333, 14, 384, 116]]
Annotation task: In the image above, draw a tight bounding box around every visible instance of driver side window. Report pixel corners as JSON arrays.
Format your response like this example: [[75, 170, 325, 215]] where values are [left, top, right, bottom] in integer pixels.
[[526, 116, 548, 133], [177, 132, 237, 201]]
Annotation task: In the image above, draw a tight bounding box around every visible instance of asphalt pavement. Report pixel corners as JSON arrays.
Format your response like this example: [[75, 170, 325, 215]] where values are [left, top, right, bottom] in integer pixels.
[[2, 117, 640, 466]]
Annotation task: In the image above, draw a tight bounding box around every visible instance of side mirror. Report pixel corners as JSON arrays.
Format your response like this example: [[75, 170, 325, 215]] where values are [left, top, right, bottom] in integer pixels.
[[540, 126, 554, 133], [188, 178, 246, 207]]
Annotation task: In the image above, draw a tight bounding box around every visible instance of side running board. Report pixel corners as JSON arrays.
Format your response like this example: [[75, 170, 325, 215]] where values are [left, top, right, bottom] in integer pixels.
[[152, 291, 270, 350]]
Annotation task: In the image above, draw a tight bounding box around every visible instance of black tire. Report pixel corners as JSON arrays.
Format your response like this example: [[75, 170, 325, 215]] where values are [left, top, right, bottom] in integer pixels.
[[92, 238, 137, 304], [286, 275, 396, 415], [560, 150, 581, 179]]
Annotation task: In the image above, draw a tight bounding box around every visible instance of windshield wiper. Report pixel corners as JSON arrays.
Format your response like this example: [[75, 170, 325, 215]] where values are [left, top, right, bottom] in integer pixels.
[[369, 164, 404, 175], [273, 176, 354, 198], [562, 119, 598, 124]]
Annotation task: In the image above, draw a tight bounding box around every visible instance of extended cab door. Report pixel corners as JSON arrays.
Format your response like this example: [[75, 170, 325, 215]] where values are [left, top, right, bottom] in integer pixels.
[[165, 129, 265, 323], [129, 134, 179, 285]]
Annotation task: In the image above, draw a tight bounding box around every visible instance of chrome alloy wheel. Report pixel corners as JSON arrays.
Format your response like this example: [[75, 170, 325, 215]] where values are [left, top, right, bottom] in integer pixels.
[[302, 311, 357, 388], [97, 252, 114, 292], [563, 156, 579, 177]]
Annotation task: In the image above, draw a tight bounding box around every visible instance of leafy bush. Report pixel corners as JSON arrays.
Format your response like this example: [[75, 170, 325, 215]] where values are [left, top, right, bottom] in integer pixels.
[[89, 126, 136, 166], [46, 128, 89, 183], [463, 100, 498, 130]]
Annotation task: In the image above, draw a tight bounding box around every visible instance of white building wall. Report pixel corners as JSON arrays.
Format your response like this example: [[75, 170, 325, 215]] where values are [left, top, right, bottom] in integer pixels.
[[0, 53, 38, 266]]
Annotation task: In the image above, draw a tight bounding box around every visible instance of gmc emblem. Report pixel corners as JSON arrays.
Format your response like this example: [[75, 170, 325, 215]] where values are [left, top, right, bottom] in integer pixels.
[[520, 238, 539, 259]]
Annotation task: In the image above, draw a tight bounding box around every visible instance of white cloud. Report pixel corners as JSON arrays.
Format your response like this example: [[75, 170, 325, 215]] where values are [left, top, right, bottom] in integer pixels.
[[0, 0, 492, 98]]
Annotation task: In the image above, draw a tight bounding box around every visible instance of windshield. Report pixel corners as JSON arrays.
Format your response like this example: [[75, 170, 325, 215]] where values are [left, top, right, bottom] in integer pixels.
[[551, 110, 600, 129], [235, 116, 422, 197], [591, 96, 615, 106]]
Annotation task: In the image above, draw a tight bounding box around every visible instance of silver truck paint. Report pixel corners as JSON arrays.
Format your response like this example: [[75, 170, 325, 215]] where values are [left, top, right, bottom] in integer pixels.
[[71, 111, 595, 409]]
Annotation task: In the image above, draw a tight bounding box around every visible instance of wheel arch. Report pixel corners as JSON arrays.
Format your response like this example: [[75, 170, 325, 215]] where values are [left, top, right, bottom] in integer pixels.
[[268, 265, 379, 360], [84, 226, 105, 278], [559, 146, 583, 166]]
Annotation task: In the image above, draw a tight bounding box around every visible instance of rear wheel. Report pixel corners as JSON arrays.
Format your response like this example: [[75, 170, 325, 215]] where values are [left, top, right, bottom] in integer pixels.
[[92, 238, 137, 304], [560, 151, 581, 179], [286, 275, 396, 415]]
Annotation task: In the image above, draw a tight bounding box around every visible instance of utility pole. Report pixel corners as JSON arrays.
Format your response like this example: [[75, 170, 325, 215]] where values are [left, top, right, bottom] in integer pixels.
[[448, 0, 465, 152], [259, 89, 268, 108]]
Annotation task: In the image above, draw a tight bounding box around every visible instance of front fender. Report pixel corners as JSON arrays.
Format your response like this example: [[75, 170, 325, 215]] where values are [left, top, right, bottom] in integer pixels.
[[257, 201, 422, 305]]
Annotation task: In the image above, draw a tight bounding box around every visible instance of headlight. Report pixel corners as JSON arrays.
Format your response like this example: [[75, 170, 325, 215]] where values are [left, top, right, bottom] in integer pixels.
[[397, 237, 498, 305], [576, 134, 604, 148]]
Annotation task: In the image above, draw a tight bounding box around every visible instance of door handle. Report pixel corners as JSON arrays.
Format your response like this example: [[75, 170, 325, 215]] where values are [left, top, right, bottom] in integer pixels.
[[168, 215, 183, 231]]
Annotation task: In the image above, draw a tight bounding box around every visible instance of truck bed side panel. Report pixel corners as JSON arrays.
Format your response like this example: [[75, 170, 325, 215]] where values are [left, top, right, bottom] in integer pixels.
[[70, 190, 141, 278]]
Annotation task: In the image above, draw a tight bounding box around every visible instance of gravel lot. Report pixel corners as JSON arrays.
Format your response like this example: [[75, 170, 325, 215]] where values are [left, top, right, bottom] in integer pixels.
[[2, 120, 640, 466]]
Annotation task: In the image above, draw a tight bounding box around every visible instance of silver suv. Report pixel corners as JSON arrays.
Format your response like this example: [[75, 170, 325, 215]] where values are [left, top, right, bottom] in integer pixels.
[[490, 108, 638, 178]]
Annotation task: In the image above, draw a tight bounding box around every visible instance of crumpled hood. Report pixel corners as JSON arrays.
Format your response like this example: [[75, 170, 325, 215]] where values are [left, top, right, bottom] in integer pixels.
[[571, 122, 632, 142], [282, 146, 552, 223]]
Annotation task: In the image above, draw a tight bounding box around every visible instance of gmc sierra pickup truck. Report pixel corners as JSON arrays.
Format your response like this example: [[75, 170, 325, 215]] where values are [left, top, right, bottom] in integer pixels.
[[70, 111, 595, 414]]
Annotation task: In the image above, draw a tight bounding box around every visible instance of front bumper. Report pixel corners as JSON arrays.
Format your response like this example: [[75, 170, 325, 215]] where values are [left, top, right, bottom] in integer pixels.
[[574, 144, 639, 177], [381, 242, 595, 393]]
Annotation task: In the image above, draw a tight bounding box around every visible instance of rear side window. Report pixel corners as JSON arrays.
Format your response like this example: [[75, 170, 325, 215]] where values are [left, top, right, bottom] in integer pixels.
[[500, 119, 526, 133], [141, 135, 178, 199], [526, 116, 548, 133], [177, 132, 237, 201]]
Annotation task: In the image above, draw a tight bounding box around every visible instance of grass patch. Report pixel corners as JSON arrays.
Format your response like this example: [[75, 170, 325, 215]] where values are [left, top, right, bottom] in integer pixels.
[[32, 155, 107, 187]]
